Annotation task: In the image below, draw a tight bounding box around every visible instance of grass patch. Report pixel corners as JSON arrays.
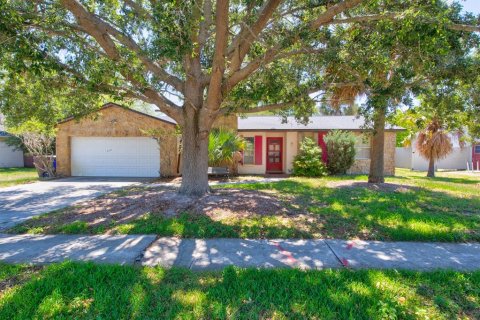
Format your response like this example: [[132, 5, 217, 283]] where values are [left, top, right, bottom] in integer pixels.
[[0, 262, 479, 319], [0, 167, 38, 188], [110, 213, 310, 238], [10, 169, 480, 242]]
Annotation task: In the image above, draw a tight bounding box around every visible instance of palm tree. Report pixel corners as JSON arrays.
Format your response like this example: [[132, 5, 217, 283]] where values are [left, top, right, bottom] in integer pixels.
[[416, 118, 453, 178], [208, 128, 245, 168]]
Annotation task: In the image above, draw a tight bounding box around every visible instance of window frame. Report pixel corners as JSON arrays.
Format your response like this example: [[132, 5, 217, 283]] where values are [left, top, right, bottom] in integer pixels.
[[475, 145, 480, 154], [354, 135, 371, 160], [243, 136, 255, 165]]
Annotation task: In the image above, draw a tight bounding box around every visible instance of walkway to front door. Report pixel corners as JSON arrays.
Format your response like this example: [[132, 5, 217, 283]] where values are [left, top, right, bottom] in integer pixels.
[[266, 137, 283, 173]]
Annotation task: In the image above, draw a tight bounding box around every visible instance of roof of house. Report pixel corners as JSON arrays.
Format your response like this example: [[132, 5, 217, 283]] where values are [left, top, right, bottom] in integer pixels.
[[238, 116, 404, 131], [57, 102, 177, 126], [0, 131, 10, 137]]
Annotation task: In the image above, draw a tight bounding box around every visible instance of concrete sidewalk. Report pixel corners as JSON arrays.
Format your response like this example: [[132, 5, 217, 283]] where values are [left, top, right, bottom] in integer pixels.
[[0, 234, 156, 265], [142, 238, 480, 271], [0, 234, 479, 271]]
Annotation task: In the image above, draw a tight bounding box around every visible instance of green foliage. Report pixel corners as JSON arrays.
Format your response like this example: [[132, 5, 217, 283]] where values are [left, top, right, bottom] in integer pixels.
[[324, 131, 356, 175], [0, 261, 479, 319], [10, 169, 480, 242], [292, 137, 327, 177], [0, 168, 38, 188], [208, 128, 245, 167]]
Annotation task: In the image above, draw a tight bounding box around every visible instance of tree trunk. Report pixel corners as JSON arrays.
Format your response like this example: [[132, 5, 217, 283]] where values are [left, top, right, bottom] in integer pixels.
[[368, 108, 386, 183], [427, 154, 435, 177], [178, 111, 211, 196]]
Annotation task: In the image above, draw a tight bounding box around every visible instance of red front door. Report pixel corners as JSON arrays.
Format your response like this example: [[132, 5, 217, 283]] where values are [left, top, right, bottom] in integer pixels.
[[473, 144, 480, 170], [266, 137, 283, 172]]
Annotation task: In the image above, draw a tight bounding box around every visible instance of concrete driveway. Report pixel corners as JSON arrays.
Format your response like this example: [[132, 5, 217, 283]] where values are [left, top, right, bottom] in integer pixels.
[[0, 177, 147, 230]]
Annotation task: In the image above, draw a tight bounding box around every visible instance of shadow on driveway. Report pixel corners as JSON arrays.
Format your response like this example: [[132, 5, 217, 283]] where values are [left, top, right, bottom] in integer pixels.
[[0, 177, 148, 230]]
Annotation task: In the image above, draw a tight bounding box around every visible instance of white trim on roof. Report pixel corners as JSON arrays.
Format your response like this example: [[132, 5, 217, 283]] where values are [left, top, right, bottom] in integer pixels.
[[238, 116, 403, 131]]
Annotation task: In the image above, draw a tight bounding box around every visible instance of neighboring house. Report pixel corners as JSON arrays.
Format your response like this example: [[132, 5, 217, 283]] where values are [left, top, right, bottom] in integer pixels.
[[237, 116, 402, 175], [0, 130, 24, 168], [396, 134, 478, 171], [473, 142, 480, 170], [55, 103, 402, 177]]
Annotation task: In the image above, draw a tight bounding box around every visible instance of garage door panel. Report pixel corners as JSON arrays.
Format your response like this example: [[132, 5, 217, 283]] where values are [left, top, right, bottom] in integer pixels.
[[71, 137, 160, 177]]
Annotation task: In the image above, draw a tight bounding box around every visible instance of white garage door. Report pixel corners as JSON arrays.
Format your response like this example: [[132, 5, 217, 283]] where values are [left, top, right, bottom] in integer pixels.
[[71, 137, 160, 177]]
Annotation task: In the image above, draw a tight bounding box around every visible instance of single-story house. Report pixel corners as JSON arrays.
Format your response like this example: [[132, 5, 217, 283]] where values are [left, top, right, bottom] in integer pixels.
[[396, 134, 480, 171], [237, 116, 402, 175], [0, 130, 24, 168], [55, 103, 402, 177]]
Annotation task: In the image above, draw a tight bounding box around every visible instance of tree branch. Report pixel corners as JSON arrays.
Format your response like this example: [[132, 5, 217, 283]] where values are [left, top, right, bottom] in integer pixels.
[[310, 0, 363, 29], [327, 12, 480, 32], [198, 0, 213, 49], [60, 0, 184, 93], [204, 0, 229, 112], [124, 0, 153, 20], [227, 0, 282, 72], [234, 101, 296, 114]]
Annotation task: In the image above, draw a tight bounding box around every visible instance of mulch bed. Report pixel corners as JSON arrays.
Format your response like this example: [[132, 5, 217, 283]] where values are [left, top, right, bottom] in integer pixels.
[[15, 186, 301, 231]]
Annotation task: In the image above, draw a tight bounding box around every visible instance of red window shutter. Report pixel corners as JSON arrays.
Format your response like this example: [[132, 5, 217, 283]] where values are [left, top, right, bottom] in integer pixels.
[[254, 135, 263, 165], [318, 131, 328, 163]]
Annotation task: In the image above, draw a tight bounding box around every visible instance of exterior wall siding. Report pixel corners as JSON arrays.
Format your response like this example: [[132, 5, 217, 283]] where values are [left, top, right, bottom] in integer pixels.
[[238, 131, 287, 175], [0, 138, 24, 168], [239, 130, 397, 176], [56, 105, 178, 177]]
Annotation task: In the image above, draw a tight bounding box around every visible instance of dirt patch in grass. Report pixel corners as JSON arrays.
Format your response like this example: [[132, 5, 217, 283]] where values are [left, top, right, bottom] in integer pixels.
[[12, 186, 302, 234], [327, 180, 420, 193], [0, 266, 43, 294]]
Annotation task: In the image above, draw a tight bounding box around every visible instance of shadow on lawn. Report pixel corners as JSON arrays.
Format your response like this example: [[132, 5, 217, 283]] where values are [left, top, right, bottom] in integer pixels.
[[1, 261, 478, 319], [412, 175, 480, 185], [9, 179, 480, 242], [239, 180, 480, 242]]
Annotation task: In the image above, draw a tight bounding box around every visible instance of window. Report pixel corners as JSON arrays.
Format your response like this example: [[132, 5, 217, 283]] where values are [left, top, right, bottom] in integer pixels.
[[243, 137, 255, 164], [475, 145, 480, 154], [355, 135, 371, 160]]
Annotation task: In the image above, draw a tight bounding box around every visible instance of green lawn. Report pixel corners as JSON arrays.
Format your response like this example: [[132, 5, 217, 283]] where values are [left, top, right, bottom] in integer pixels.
[[0, 167, 38, 188], [10, 169, 480, 242], [0, 262, 478, 319]]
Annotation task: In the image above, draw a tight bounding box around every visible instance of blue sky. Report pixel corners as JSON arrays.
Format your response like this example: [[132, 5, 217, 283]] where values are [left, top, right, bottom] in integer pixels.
[[451, 0, 480, 13]]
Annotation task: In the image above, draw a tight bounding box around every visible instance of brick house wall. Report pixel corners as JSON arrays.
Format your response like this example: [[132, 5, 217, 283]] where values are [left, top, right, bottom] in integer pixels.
[[56, 104, 178, 177], [347, 131, 396, 175]]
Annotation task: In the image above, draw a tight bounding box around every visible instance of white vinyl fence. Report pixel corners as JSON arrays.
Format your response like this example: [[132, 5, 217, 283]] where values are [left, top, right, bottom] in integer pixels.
[[395, 147, 412, 169], [395, 146, 472, 170]]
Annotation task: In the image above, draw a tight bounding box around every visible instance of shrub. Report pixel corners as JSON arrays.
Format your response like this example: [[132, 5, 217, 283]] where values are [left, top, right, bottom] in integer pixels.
[[292, 137, 327, 177], [324, 130, 356, 174], [208, 128, 245, 166]]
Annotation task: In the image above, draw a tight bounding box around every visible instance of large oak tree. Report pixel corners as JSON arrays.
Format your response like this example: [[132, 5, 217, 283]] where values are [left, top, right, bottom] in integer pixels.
[[0, 0, 478, 194]]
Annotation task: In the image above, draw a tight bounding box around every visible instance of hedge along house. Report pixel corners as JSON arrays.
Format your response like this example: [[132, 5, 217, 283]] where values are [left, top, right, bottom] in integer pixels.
[[237, 116, 403, 175], [56, 103, 179, 178]]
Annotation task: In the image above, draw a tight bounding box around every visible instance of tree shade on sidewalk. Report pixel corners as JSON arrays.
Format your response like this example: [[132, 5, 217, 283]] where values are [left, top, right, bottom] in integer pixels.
[[1, 234, 480, 271]]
